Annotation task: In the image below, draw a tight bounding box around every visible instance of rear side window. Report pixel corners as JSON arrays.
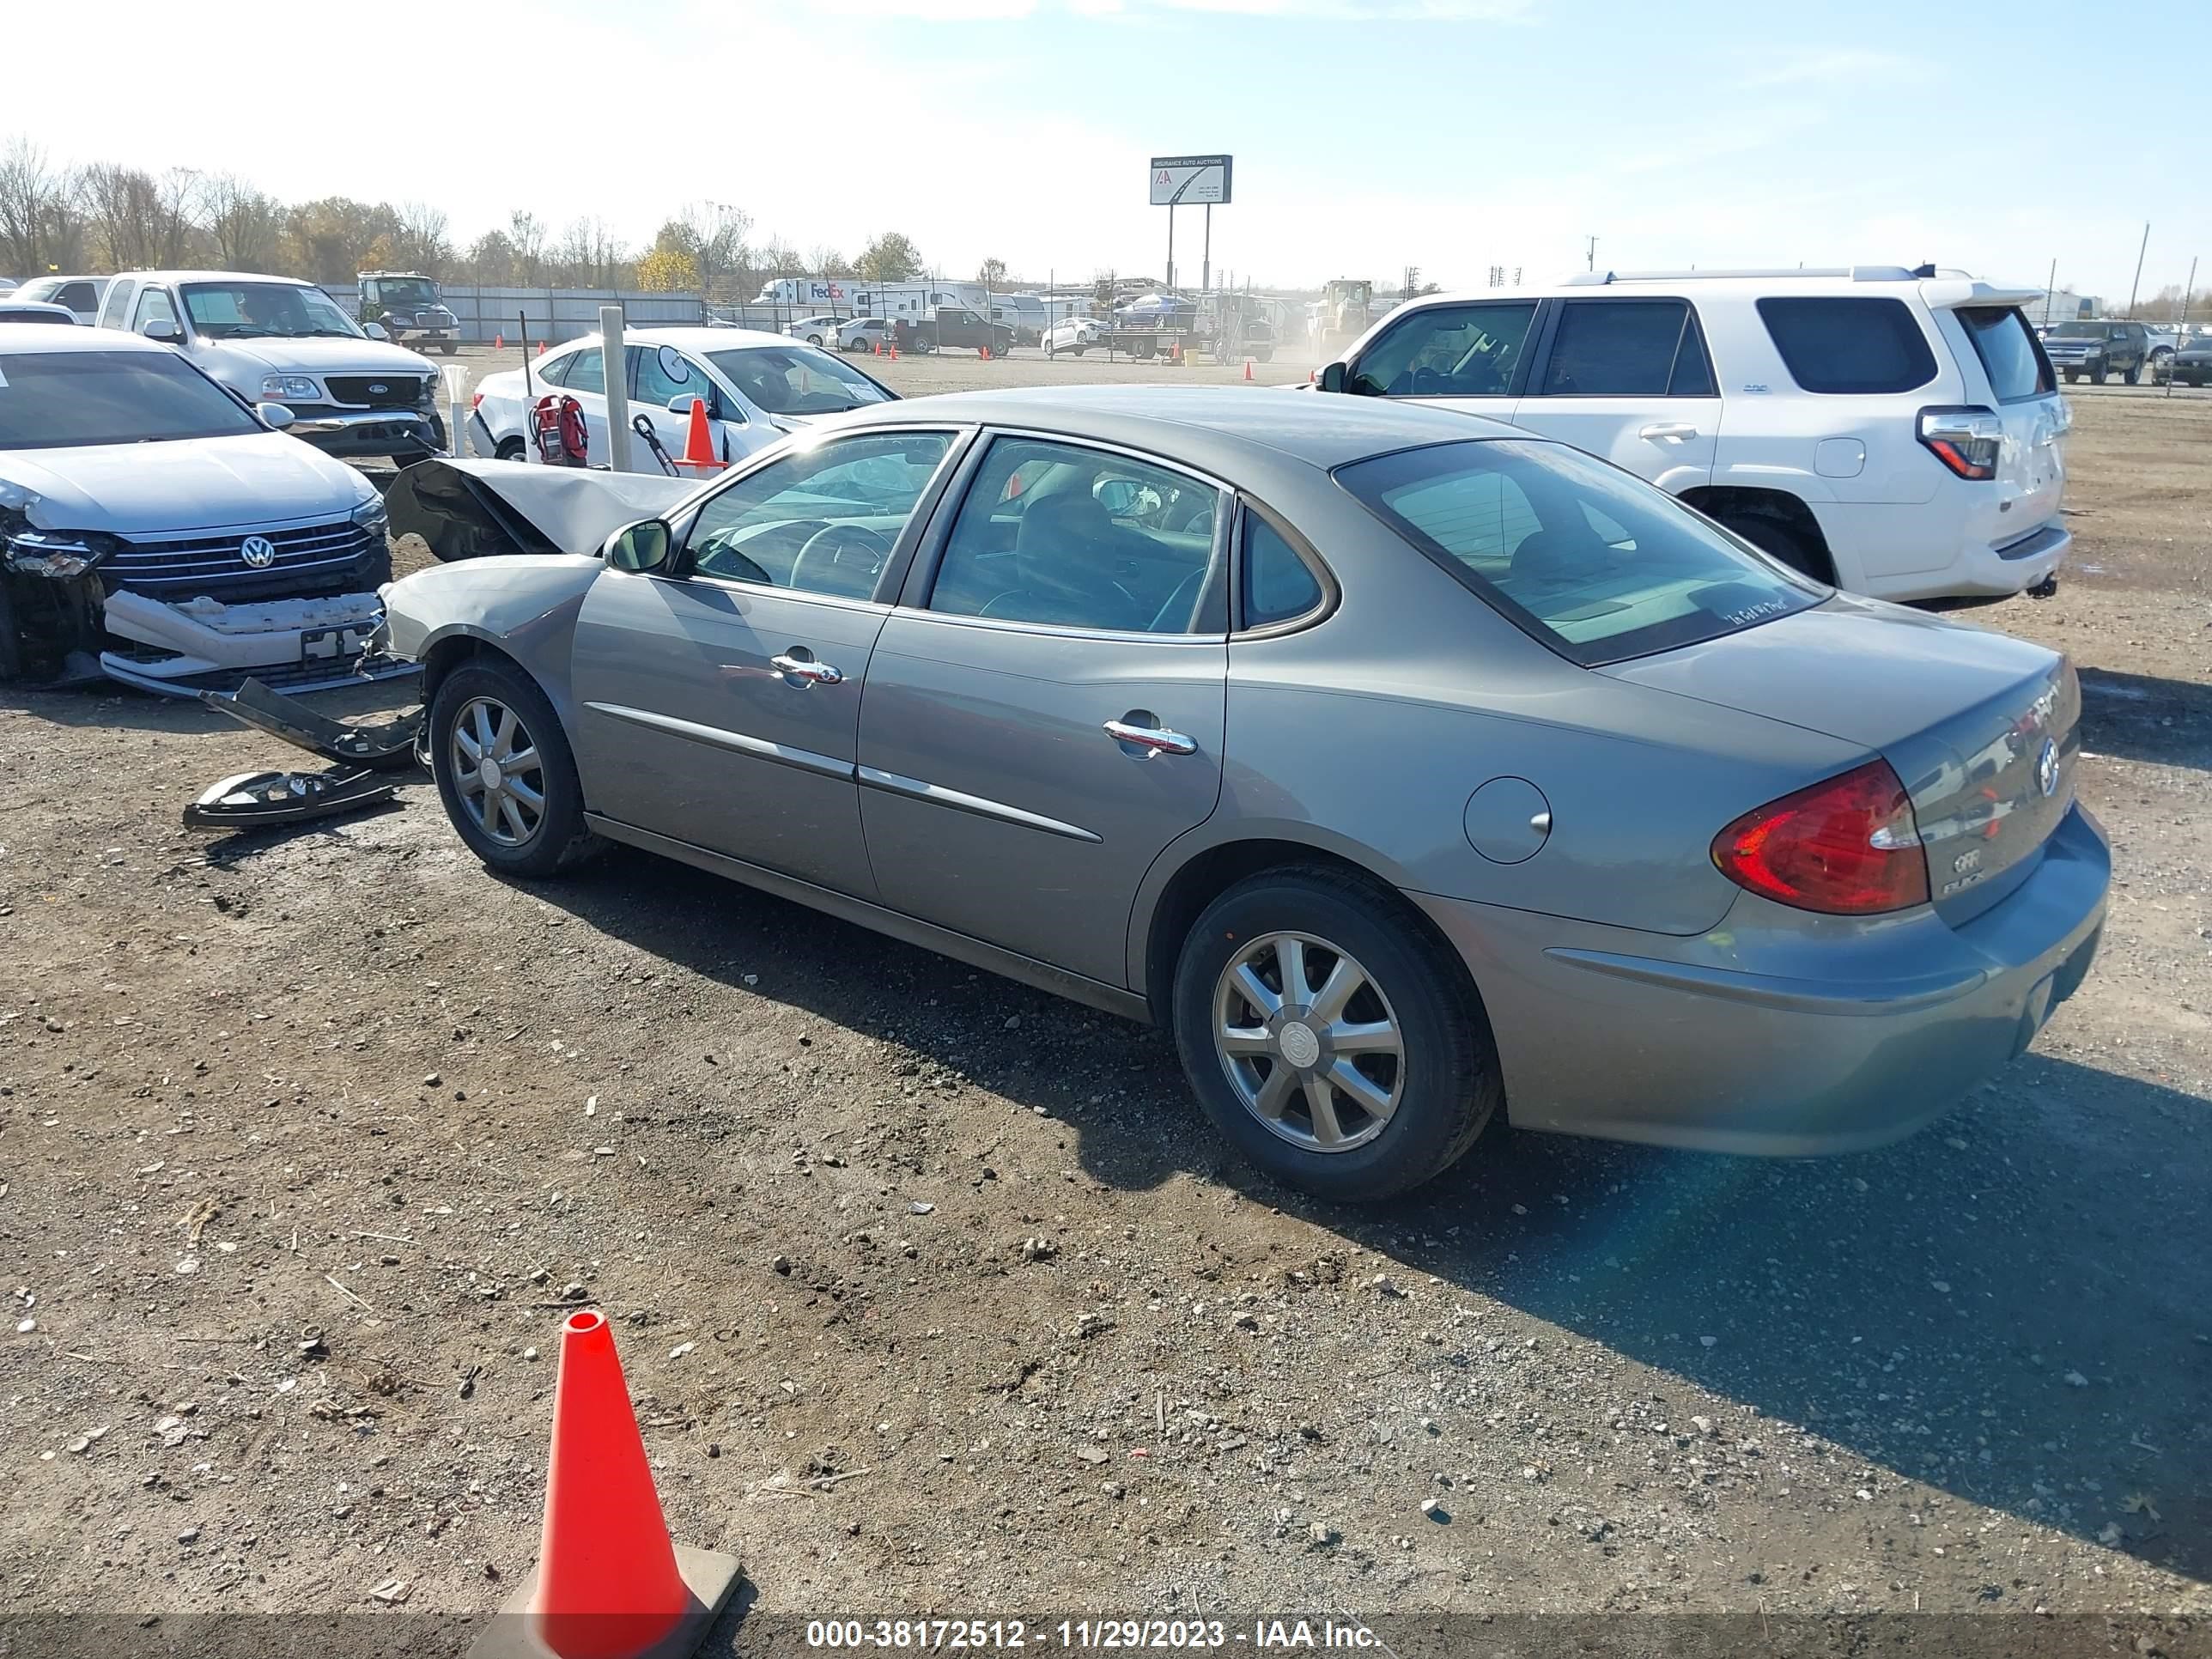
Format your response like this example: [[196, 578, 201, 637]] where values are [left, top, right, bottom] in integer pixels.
[[1756, 296, 1936, 394], [1337, 439, 1821, 666], [1537, 300, 1716, 398], [561, 349, 605, 394], [1956, 307, 2054, 403], [1241, 513, 1324, 628], [98, 281, 135, 330]]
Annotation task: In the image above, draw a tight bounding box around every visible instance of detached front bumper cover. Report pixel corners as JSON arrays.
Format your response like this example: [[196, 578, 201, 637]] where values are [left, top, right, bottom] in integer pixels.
[[98, 587, 417, 698]]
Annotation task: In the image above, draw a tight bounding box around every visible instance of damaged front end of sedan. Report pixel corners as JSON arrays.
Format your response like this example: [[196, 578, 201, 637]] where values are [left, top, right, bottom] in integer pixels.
[[0, 482, 411, 697]]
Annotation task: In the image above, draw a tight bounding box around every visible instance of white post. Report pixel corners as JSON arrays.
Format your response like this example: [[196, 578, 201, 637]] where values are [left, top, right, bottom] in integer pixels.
[[441, 362, 469, 459], [599, 303, 631, 474]]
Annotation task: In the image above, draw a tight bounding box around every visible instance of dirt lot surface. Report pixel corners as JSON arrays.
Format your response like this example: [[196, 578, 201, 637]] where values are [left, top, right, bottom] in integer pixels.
[[1, 367, 2206, 1653]]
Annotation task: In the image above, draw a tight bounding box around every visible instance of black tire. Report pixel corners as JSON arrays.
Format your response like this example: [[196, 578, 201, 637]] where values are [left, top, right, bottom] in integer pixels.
[[806, 334, 823, 347], [495, 436, 526, 462], [428, 658, 600, 878], [1170, 866, 1501, 1202], [2090, 365, 2108, 386], [440, 343, 457, 356], [1713, 510, 1830, 583], [2123, 362, 2142, 386], [2063, 369, 2080, 384]]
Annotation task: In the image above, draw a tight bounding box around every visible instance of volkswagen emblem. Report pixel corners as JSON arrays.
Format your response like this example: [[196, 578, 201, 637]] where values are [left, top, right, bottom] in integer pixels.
[[368, 382, 388, 395], [240, 535, 278, 569], [2036, 737, 2060, 799]]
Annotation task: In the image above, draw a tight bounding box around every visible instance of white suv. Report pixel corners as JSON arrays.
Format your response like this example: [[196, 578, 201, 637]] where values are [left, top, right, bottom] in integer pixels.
[[1316, 267, 2069, 602]]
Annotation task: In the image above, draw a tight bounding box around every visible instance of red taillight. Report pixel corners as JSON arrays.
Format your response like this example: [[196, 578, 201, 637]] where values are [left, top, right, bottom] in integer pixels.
[[1917, 405, 2002, 481], [471, 391, 483, 410], [1711, 759, 1929, 915]]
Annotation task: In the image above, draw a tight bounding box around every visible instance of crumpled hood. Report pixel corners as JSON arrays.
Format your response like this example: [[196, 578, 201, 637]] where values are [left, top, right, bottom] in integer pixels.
[[199, 335, 437, 380], [3, 432, 373, 534]]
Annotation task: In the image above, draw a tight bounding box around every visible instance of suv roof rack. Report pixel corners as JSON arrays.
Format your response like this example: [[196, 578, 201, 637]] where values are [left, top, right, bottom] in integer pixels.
[[1565, 265, 1954, 286]]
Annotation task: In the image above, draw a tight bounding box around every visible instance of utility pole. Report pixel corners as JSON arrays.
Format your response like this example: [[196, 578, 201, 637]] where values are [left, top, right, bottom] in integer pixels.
[[2126, 222, 2150, 316], [2168, 255, 2197, 402], [1585, 235, 1598, 272], [2044, 258, 2057, 329]]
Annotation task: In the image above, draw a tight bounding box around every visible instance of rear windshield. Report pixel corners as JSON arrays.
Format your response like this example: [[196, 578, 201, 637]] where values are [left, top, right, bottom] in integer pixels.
[[1756, 296, 1937, 394], [1335, 440, 1824, 667], [0, 349, 260, 449], [1956, 306, 2055, 403]]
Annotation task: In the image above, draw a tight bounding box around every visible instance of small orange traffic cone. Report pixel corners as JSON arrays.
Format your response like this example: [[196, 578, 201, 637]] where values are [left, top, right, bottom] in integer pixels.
[[538, 340, 548, 356], [673, 397, 722, 475], [890, 343, 899, 362], [495, 331, 505, 350], [873, 340, 882, 356], [1243, 357, 1255, 382], [470, 1311, 739, 1659]]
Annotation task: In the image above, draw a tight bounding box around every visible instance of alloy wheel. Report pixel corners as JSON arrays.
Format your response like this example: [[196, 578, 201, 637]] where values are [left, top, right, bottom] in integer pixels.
[[1212, 931, 1405, 1152], [450, 696, 546, 848]]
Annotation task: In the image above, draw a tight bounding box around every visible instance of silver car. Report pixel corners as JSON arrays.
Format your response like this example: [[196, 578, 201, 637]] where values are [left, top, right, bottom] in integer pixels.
[[379, 386, 2108, 1201]]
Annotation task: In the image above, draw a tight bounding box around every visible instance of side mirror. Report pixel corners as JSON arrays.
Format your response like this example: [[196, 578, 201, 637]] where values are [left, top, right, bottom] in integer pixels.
[[667, 394, 704, 416], [1316, 361, 1348, 394], [363, 321, 391, 341], [141, 319, 180, 343], [604, 518, 673, 574], [255, 402, 296, 430]]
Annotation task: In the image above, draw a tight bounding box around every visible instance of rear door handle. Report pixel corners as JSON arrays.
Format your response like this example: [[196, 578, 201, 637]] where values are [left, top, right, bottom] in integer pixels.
[[1640, 422, 1700, 441], [1104, 718, 1197, 757], [771, 652, 843, 686]]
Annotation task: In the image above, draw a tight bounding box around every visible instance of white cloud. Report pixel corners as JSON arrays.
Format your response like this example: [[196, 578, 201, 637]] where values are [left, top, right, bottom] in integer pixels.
[[1737, 46, 1930, 88]]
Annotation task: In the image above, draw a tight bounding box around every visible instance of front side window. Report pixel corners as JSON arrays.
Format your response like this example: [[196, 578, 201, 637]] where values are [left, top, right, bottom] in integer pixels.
[[1336, 439, 1822, 666], [631, 343, 702, 410], [0, 349, 260, 450], [683, 432, 953, 597], [1351, 301, 1538, 398], [1957, 306, 2054, 403], [179, 282, 360, 341], [131, 286, 178, 333], [929, 437, 1223, 634], [1756, 296, 1936, 394], [54, 281, 96, 312], [1537, 300, 1714, 398], [706, 345, 892, 416]]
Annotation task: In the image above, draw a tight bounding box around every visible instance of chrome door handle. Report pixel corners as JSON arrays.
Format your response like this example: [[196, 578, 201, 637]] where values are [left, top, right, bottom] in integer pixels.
[[1639, 422, 1699, 441], [1104, 719, 1197, 756], [771, 653, 843, 686]]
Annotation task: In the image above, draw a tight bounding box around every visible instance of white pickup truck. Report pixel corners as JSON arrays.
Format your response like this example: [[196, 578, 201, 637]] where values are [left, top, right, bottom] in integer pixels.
[[98, 270, 447, 465]]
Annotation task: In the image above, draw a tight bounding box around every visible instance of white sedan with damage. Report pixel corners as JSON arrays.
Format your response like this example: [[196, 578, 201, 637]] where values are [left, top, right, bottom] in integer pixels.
[[0, 323, 402, 695]]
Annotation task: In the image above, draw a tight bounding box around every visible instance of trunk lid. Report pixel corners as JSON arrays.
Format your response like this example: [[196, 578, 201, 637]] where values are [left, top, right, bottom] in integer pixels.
[[1603, 596, 2079, 923]]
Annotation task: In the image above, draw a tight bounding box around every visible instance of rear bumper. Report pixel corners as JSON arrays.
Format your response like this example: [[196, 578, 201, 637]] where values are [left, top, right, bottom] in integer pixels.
[[1859, 521, 2070, 603], [1409, 802, 2109, 1155]]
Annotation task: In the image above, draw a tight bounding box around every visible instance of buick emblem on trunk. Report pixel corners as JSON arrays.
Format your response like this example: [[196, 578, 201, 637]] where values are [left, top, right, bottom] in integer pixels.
[[240, 535, 277, 569], [2036, 738, 2060, 799]]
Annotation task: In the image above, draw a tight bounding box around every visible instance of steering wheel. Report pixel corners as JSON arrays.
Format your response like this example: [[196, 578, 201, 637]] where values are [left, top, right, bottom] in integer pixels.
[[791, 522, 894, 598]]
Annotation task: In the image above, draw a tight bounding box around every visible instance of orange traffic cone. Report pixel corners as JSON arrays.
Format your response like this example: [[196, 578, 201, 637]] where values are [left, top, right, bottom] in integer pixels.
[[494, 331, 505, 350], [1243, 357, 1255, 381], [675, 397, 721, 474], [873, 340, 882, 356], [471, 1311, 739, 1659], [538, 340, 548, 356], [890, 343, 899, 362]]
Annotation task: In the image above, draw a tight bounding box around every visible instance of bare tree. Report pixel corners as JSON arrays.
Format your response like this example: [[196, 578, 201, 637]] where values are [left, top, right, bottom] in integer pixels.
[[81, 162, 162, 270], [393, 201, 453, 276], [150, 167, 201, 266], [202, 173, 285, 270], [507, 210, 547, 284], [0, 137, 62, 276], [809, 243, 852, 278]]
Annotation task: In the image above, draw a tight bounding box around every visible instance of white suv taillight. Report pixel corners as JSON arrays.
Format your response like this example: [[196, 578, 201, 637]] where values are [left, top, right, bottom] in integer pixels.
[[1917, 405, 2003, 481]]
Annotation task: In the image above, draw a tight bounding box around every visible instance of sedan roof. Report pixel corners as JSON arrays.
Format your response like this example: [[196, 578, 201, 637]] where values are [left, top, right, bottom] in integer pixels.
[[830, 383, 1523, 471], [0, 320, 169, 354]]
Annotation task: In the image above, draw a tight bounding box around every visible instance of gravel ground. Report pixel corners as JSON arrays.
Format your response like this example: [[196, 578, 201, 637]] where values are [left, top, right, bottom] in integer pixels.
[[0, 373, 2204, 1653]]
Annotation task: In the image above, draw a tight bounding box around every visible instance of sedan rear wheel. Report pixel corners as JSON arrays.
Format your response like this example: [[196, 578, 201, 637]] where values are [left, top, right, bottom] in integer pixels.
[[1172, 867, 1500, 1201]]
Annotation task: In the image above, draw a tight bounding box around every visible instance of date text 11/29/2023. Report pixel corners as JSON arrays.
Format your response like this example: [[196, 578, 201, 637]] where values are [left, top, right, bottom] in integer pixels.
[[805, 1620, 1389, 1650]]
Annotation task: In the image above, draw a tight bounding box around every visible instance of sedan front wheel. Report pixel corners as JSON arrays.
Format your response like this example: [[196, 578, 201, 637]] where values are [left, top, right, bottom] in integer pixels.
[[430, 659, 600, 878], [1172, 867, 1501, 1201]]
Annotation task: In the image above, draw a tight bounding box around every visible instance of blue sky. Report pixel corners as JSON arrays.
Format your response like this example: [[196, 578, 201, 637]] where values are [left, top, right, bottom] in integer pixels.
[[13, 0, 2206, 300]]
